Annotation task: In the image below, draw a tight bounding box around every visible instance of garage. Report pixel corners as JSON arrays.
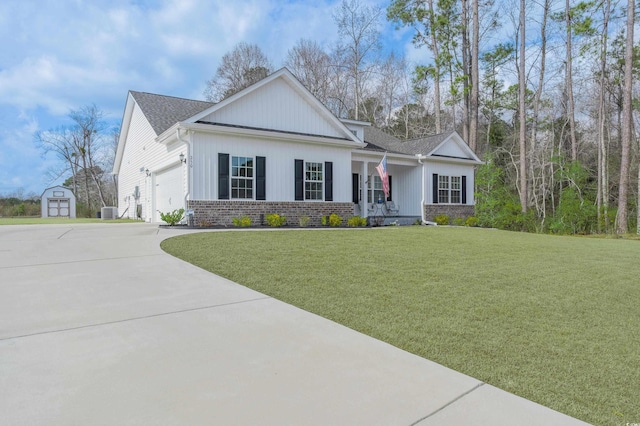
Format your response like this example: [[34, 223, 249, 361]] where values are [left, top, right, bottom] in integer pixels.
[[154, 165, 184, 222], [41, 186, 76, 218]]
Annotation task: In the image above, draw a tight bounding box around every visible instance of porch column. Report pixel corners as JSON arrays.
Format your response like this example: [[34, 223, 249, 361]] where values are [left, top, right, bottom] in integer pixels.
[[361, 161, 368, 219]]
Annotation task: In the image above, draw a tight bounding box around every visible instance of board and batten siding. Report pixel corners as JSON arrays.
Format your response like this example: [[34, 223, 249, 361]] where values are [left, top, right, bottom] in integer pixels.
[[425, 161, 475, 205], [387, 164, 422, 216], [118, 101, 186, 221], [190, 132, 352, 202], [199, 78, 344, 139]]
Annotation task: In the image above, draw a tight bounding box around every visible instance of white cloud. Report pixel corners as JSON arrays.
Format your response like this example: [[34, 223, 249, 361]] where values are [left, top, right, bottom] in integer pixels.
[[0, 0, 411, 194]]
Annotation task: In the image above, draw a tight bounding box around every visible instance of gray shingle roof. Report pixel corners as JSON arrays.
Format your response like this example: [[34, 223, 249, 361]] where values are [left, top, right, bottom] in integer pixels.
[[363, 127, 457, 156], [130, 91, 214, 135]]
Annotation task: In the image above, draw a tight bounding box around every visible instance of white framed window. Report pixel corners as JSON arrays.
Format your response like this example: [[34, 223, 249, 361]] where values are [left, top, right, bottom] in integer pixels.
[[438, 175, 450, 203], [305, 162, 323, 200], [368, 176, 385, 204], [438, 175, 464, 204], [451, 176, 461, 204], [232, 156, 253, 199]]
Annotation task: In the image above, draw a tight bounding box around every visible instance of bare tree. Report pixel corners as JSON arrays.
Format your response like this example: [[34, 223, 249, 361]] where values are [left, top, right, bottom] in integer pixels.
[[204, 42, 273, 102], [37, 105, 112, 214], [469, 0, 479, 152], [334, 0, 382, 121], [530, 0, 550, 219], [564, 0, 578, 161], [284, 39, 333, 106], [518, 0, 527, 213], [616, 0, 634, 233], [388, 0, 445, 133], [597, 0, 612, 232]]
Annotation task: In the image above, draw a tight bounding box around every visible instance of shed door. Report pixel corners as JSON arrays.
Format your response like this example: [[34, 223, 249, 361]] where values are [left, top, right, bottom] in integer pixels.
[[48, 198, 70, 217], [155, 165, 184, 222]]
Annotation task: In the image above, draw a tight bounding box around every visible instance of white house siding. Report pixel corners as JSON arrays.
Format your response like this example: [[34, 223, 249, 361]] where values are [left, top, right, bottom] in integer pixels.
[[424, 161, 475, 205], [190, 131, 353, 202], [118, 100, 187, 221], [388, 164, 422, 216], [199, 78, 344, 139]]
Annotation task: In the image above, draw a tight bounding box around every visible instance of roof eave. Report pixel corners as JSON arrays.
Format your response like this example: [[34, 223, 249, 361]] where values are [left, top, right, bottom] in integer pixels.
[[178, 122, 366, 148]]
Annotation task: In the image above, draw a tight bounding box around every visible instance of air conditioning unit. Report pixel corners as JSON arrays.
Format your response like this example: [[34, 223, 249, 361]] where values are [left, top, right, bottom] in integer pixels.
[[101, 206, 119, 220]]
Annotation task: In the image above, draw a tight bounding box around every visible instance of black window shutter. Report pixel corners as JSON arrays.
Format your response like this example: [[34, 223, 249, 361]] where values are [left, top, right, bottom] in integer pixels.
[[432, 173, 439, 204], [387, 175, 393, 201], [295, 159, 304, 201], [256, 156, 266, 200], [325, 161, 333, 201], [352, 174, 359, 203], [218, 153, 229, 200], [462, 175, 467, 204]]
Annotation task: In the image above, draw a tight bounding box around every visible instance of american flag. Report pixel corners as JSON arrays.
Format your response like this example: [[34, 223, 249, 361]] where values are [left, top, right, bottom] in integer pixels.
[[376, 153, 389, 198]]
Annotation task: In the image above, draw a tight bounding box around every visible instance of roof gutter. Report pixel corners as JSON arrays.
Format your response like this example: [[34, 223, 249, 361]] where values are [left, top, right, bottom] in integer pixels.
[[417, 155, 426, 225]]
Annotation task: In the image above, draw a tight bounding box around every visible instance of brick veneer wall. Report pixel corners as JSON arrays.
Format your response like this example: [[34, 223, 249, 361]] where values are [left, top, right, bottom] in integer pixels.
[[424, 204, 475, 222], [187, 200, 354, 227]]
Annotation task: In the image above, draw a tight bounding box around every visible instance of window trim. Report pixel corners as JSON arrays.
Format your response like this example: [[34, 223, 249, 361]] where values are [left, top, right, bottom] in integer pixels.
[[304, 161, 323, 201], [436, 174, 465, 205], [231, 155, 254, 200]]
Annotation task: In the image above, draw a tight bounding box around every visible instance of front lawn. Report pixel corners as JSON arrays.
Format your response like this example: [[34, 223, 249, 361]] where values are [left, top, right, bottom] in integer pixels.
[[161, 227, 640, 425]]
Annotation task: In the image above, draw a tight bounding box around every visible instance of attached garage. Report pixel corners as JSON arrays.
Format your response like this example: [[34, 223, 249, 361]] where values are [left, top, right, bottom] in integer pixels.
[[154, 165, 184, 222], [41, 186, 76, 218]]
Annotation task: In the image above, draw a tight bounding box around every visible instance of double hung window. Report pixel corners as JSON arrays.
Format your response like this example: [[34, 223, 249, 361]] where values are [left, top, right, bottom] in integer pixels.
[[305, 162, 323, 200], [231, 156, 253, 199]]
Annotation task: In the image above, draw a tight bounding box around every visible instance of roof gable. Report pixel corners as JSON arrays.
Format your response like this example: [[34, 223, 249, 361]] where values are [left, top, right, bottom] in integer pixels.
[[187, 68, 361, 145], [362, 128, 481, 163]]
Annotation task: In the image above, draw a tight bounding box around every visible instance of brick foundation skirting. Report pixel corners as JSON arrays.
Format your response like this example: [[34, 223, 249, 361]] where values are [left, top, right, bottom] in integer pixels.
[[187, 200, 354, 227], [424, 204, 475, 222]]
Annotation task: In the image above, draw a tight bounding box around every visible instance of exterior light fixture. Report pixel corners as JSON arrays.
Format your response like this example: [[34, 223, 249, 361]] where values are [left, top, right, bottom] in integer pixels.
[[145, 169, 151, 177], [179, 153, 186, 164]]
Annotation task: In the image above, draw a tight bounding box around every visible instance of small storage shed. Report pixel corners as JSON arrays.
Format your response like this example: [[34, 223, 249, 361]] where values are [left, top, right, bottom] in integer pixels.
[[41, 186, 76, 218]]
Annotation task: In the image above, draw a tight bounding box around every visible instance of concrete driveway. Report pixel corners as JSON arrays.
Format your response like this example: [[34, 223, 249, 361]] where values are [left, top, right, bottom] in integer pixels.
[[0, 223, 589, 425]]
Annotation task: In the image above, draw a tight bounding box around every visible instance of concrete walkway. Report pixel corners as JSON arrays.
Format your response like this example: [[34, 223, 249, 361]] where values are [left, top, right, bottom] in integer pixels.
[[0, 223, 589, 425]]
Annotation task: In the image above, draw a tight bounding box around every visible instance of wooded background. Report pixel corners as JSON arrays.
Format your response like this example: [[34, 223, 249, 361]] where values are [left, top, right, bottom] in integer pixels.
[[15, 0, 639, 234]]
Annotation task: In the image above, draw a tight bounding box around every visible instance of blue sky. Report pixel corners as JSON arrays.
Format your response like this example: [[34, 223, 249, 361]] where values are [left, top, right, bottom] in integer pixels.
[[0, 0, 415, 196]]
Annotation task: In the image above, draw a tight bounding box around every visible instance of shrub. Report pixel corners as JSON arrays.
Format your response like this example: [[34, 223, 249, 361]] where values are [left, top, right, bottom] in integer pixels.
[[159, 208, 185, 226], [347, 216, 367, 227], [453, 217, 465, 226], [328, 213, 343, 227], [265, 213, 287, 227], [434, 214, 449, 225], [465, 216, 479, 227], [298, 215, 310, 227], [232, 216, 252, 227]]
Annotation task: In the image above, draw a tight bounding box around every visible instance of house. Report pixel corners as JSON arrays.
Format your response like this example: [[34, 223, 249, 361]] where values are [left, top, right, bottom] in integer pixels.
[[112, 68, 482, 226], [41, 185, 76, 218]]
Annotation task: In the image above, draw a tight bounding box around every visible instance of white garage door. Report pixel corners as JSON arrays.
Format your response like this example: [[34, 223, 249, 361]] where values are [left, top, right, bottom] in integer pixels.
[[155, 165, 184, 222]]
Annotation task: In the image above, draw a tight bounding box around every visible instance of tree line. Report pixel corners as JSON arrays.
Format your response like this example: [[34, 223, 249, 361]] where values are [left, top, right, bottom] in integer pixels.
[[205, 0, 639, 234], [35, 0, 638, 232]]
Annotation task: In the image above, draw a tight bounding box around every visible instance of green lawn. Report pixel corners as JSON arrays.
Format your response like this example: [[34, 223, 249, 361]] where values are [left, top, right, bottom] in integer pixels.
[[161, 227, 640, 425], [0, 217, 141, 225]]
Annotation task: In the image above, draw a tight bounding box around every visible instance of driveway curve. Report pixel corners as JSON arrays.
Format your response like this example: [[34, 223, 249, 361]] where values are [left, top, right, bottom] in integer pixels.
[[0, 223, 588, 425]]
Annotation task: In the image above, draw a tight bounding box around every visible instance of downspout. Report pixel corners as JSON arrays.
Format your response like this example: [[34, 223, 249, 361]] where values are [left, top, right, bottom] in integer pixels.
[[417, 155, 426, 224], [177, 127, 191, 211]]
